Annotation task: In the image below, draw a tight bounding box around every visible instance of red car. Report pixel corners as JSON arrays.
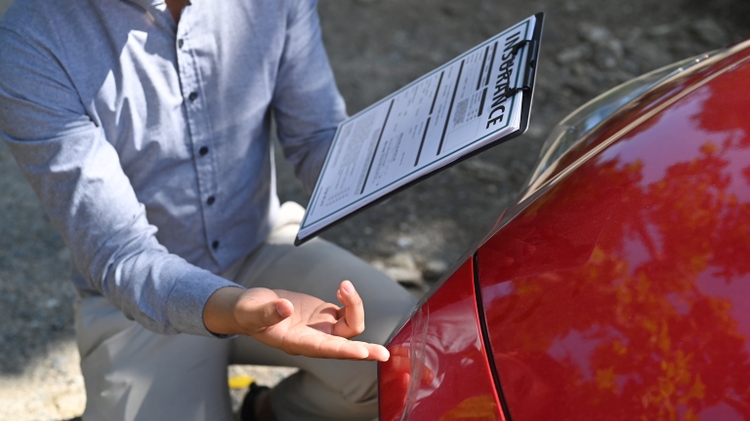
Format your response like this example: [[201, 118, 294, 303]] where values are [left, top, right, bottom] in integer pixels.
[[379, 38, 750, 420]]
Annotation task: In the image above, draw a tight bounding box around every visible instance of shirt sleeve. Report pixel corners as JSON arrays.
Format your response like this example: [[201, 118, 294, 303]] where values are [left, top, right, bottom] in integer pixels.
[[0, 27, 240, 337], [272, 0, 348, 193]]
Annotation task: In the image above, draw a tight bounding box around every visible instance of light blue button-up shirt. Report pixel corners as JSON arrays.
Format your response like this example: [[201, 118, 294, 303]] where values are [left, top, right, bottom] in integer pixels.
[[0, 0, 347, 336]]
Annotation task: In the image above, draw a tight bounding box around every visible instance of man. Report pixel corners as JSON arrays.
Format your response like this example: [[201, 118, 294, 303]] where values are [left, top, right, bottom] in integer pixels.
[[0, 0, 416, 419]]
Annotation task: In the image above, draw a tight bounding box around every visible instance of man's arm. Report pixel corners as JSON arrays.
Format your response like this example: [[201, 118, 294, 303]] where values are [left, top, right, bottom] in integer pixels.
[[0, 26, 238, 337], [0, 3, 389, 361], [272, 0, 348, 191]]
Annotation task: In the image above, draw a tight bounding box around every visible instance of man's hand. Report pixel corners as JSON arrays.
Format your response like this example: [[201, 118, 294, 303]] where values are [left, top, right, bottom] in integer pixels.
[[203, 281, 390, 362]]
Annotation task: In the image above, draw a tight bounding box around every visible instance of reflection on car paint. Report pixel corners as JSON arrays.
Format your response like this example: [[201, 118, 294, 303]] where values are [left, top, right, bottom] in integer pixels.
[[477, 58, 750, 421]]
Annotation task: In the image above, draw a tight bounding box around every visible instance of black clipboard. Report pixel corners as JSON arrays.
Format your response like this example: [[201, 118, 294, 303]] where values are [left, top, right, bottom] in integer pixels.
[[295, 13, 544, 245]]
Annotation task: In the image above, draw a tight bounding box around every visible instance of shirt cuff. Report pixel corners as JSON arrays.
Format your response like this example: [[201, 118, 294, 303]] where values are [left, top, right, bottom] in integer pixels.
[[164, 271, 244, 337]]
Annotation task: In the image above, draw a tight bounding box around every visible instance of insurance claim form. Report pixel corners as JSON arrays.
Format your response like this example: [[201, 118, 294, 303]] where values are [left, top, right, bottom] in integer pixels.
[[296, 14, 543, 245]]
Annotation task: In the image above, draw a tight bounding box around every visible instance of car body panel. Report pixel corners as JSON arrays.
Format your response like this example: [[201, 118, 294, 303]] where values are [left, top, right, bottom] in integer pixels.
[[379, 259, 506, 421], [525, 41, 750, 196], [476, 43, 750, 420]]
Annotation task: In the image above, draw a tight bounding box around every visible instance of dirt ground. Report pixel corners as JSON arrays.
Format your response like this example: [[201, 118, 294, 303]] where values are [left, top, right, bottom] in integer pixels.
[[1, 0, 749, 419]]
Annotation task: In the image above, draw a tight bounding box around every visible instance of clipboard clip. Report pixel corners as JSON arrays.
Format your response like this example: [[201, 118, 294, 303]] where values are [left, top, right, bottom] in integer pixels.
[[510, 39, 533, 55], [505, 39, 538, 98]]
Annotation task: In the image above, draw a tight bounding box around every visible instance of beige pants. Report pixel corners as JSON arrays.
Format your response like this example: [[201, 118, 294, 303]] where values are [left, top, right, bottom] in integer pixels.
[[75, 202, 417, 421]]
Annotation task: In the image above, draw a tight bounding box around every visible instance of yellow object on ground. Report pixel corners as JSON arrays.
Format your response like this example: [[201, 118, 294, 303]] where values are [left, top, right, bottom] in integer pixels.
[[228, 375, 255, 390]]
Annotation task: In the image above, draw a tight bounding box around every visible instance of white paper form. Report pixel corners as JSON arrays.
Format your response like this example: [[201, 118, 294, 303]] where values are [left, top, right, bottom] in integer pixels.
[[297, 15, 540, 244]]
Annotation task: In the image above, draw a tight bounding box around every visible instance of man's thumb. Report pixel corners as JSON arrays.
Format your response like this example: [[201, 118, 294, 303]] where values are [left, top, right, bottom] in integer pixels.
[[259, 299, 293, 327]]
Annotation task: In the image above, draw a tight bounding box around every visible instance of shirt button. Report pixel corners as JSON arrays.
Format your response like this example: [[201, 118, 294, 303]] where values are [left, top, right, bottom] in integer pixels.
[[199, 146, 209, 156], [207, 196, 215, 206], [212, 240, 219, 250], [188, 91, 198, 101], [177, 39, 184, 48]]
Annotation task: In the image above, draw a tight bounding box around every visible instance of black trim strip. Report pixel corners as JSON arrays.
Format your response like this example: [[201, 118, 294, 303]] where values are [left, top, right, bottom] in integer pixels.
[[437, 60, 464, 155], [477, 87, 488, 117], [472, 253, 514, 421], [414, 117, 431, 167], [430, 71, 444, 115], [359, 99, 394, 194], [476, 45, 490, 90], [485, 42, 498, 87]]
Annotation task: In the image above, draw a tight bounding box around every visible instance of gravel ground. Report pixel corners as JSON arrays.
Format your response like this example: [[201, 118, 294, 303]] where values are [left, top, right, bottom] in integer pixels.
[[1, 0, 749, 419]]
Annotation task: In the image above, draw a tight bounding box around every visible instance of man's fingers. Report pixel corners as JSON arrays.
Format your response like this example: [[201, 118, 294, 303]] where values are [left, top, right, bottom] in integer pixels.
[[248, 286, 387, 361], [365, 343, 390, 362], [287, 336, 390, 362], [348, 341, 389, 362], [333, 280, 365, 337]]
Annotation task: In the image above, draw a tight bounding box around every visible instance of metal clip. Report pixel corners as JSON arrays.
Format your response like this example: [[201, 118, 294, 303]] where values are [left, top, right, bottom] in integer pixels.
[[504, 39, 538, 98]]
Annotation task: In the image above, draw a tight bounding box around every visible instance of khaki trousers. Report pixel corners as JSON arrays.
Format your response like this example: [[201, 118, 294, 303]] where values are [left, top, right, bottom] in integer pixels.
[[75, 202, 417, 421]]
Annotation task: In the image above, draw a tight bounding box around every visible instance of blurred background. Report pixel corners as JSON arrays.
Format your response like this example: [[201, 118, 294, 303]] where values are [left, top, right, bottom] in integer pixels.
[[1, 0, 749, 419]]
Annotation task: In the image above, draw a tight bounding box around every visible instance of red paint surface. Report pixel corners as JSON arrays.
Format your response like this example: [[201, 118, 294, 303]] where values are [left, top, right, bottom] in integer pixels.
[[537, 45, 750, 189], [477, 47, 750, 420], [379, 260, 505, 421]]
